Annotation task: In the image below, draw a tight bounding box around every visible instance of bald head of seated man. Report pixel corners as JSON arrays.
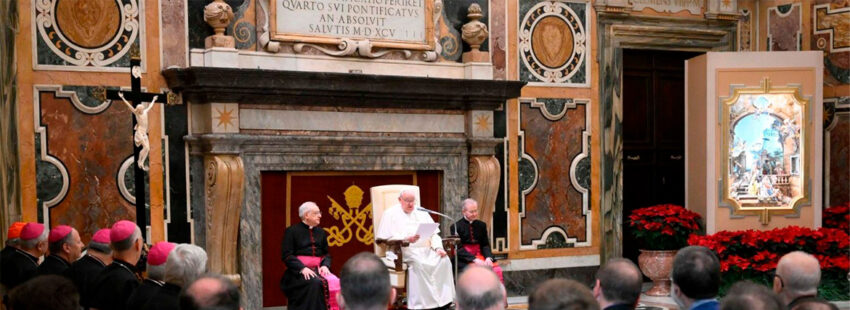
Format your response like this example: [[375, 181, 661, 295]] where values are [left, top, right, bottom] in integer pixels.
[[456, 266, 505, 310]]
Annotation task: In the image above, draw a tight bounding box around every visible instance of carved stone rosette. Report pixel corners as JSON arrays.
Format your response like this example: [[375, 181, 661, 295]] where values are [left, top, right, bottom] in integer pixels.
[[204, 0, 236, 48], [468, 155, 500, 231], [204, 155, 244, 285]]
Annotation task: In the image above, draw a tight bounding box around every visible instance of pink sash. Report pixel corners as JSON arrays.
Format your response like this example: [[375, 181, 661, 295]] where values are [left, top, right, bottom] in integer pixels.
[[461, 245, 504, 283], [296, 256, 340, 310]]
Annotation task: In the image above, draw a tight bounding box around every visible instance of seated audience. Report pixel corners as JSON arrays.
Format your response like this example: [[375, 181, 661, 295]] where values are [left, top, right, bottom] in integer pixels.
[[671, 246, 721, 310], [1, 223, 48, 295], [720, 281, 783, 310], [180, 274, 242, 310], [65, 228, 112, 309], [141, 243, 208, 310], [774, 251, 824, 308], [791, 300, 839, 310], [89, 220, 144, 310], [7, 275, 79, 310], [456, 265, 505, 310], [337, 252, 395, 310], [126, 241, 175, 310], [38, 225, 83, 276], [593, 258, 642, 310], [529, 278, 600, 310]]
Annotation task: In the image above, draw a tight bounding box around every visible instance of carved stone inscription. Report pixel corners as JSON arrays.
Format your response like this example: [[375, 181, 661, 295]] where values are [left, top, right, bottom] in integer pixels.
[[275, 0, 427, 43], [631, 0, 702, 14]]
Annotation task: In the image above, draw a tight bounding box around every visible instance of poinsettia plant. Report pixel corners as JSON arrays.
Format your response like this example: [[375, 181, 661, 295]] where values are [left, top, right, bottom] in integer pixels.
[[689, 226, 849, 300], [823, 203, 849, 231], [628, 204, 702, 250]]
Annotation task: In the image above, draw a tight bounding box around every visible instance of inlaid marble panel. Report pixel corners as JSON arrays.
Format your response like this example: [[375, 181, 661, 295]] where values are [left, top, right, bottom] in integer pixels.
[[34, 0, 143, 70], [739, 8, 752, 51], [34, 86, 135, 242], [503, 266, 597, 297], [825, 98, 849, 206], [518, 98, 591, 249], [812, 0, 850, 85], [767, 3, 802, 51], [518, 0, 589, 87]]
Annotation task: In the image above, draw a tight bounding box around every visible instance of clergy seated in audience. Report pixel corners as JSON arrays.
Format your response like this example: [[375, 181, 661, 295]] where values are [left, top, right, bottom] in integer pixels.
[[456, 266, 506, 310], [671, 246, 721, 310], [451, 198, 503, 283], [7, 275, 79, 310], [141, 243, 208, 310], [89, 220, 144, 310], [38, 225, 83, 276], [774, 251, 826, 308], [65, 228, 112, 310], [281, 201, 341, 310], [719, 281, 784, 310], [592, 258, 642, 310], [376, 189, 455, 310], [337, 252, 395, 310], [181, 274, 242, 310], [1, 222, 26, 268], [0, 222, 26, 299], [1, 223, 48, 297], [529, 278, 600, 310], [126, 241, 175, 310]]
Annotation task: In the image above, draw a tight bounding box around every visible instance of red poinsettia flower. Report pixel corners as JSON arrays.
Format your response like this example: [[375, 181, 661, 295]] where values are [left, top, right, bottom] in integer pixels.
[[629, 204, 702, 250]]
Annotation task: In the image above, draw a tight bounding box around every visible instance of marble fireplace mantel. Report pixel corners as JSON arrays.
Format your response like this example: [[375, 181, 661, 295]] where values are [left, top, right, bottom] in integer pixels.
[[162, 67, 525, 110], [164, 67, 523, 309]]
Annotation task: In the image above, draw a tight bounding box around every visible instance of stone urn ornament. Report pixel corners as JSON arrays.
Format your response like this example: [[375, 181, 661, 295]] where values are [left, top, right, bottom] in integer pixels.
[[627, 204, 703, 296], [204, 0, 236, 48]]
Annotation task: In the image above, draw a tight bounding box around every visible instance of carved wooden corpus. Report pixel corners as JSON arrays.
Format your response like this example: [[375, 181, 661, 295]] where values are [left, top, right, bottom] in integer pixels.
[[205, 155, 244, 285], [468, 155, 500, 230]]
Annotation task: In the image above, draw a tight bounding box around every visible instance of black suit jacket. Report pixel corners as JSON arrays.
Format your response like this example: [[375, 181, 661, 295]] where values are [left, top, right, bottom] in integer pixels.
[[604, 303, 635, 310], [451, 218, 495, 271]]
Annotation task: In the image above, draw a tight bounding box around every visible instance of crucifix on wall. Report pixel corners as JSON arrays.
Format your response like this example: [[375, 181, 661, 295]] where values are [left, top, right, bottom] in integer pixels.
[[96, 54, 175, 241]]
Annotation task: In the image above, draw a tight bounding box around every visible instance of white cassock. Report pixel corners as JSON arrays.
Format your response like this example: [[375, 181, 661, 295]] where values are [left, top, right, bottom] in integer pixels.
[[376, 204, 455, 309]]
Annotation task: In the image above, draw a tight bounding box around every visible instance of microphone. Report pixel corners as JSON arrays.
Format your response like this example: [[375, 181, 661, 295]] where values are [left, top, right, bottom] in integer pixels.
[[416, 207, 458, 236]]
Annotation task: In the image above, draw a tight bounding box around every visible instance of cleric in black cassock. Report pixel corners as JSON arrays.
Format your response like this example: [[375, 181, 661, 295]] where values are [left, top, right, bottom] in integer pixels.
[[280, 201, 340, 310]]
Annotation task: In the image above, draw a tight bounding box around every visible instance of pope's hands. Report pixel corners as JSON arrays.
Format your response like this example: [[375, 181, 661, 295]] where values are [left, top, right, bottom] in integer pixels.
[[435, 248, 447, 257], [407, 235, 420, 243], [301, 267, 317, 280]]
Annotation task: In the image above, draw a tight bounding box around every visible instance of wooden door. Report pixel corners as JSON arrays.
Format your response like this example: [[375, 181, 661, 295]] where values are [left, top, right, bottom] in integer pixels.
[[622, 49, 701, 263]]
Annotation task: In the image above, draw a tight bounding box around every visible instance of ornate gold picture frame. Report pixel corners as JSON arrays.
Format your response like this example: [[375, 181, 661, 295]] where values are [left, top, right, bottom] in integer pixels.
[[720, 78, 810, 224]]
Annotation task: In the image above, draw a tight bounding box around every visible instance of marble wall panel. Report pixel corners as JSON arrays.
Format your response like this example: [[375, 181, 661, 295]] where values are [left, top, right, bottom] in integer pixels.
[[518, 0, 589, 87], [34, 86, 135, 242], [490, 0, 507, 79], [161, 0, 188, 67], [767, 3, 802, 51], [811, 0, 850, 86], [34, 0, 143, 70], [518, 98, 591, 249], [503, 266, 597, 297], [825, 98, 849, 206], [739, 8, 753, 51]]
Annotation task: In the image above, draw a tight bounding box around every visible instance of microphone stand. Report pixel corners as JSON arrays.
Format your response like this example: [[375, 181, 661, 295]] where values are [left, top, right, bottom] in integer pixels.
[[416, 207, 460, 283]]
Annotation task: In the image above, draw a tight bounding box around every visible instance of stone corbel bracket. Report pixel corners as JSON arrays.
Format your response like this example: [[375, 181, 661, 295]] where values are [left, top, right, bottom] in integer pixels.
[[205, 154, 244, 286], [468, 137, 501, 231], [258, 0, 442, 61]]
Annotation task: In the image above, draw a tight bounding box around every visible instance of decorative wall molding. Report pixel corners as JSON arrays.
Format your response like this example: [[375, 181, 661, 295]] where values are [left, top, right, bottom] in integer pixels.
[[812, 4, 850, 53], [33, 0, 145, 71], [516, 97, 591, 250], [518, 0, 590, 87]]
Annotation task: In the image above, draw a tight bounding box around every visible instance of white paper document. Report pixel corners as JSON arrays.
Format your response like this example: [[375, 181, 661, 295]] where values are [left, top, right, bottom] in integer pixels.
[[415, 223, 439, 240]]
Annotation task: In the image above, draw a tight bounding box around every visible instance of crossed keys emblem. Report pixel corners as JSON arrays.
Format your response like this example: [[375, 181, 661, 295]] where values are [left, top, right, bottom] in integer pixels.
[[324, 185, 374, 247]]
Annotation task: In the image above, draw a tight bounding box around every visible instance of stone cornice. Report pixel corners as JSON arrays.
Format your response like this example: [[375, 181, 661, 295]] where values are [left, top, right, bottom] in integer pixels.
[[162, 67, 525, 111]]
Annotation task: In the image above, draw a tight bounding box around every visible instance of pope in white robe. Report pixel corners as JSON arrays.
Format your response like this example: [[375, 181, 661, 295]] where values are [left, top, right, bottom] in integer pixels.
[[376, 190, 455, 309]]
